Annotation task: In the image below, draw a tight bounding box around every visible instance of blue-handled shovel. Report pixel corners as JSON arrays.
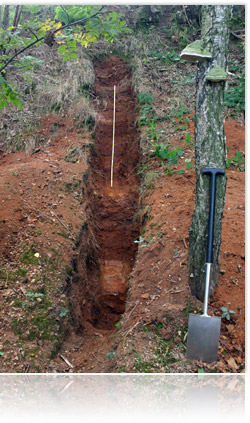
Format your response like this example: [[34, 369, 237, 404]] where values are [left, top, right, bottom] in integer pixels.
[[186, 168, 225, 363]]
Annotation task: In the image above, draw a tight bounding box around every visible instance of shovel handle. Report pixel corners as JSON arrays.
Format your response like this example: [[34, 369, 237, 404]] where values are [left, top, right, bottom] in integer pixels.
[[203, 168, 225, 263]]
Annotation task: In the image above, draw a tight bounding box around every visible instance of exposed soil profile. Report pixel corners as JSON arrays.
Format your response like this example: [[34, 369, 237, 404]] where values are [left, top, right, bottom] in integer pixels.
[[69, 56, 140, 330]]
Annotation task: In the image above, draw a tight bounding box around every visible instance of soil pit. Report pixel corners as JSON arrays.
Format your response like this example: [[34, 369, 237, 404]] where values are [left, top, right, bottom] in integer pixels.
[[69, 56, 140, 330]]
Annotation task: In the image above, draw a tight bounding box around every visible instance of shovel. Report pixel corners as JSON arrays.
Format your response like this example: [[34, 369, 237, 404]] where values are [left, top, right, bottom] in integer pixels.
[[186, 167, 225, 363]]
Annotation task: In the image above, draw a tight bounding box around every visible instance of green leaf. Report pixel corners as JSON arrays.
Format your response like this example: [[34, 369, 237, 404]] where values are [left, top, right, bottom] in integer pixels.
[[106, 351, 117, 359], [0, 79, 23, 110], [186, 161, 193, 170], [59, 306, 69, 317], [220, 306, 228, 312], [177, 148, 184, 157]]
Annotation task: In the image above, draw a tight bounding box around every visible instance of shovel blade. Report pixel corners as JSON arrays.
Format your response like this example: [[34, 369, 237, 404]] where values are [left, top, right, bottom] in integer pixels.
[[186, 314, 221, 363]]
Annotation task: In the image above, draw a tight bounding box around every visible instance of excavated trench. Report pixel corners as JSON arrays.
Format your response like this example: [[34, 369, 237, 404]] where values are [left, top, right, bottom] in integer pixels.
[[69, 56, 141, 330]]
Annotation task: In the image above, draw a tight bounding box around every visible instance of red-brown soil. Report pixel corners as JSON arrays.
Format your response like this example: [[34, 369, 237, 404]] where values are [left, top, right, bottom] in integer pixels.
[[69, 55, 140, 330], [0, 55, 245, 373]]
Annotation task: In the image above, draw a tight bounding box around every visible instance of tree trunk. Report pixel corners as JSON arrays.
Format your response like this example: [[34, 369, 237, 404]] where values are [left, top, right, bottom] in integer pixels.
[[188, 5, 231, 301], [12, 5, 23, 30], [2, 5, 10, 29]]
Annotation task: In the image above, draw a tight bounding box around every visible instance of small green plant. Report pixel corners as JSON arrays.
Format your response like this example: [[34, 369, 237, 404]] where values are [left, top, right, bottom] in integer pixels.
[[59, 306, 69, 318], [164, 50, 180, 63], [144, 49, 180, 64], [151, 142, 184, 165], [175, 125, 187, 131], [134, 355, 155, 373], [225, 69, 245, 112], [220, 306, 236, 321], [138, 92, 157, 127], [185, 158, 193, 170], [183, 73, 196, 84], [106, 351, 117, 360], [21, 291, 45, 310], [138, 92, 156, 105], [0, 76, 22, 110], [137, 164, 147, 175], [115, 321, 122, 328], [26, 291, 44, 301], [184, 133, 193, 146], [146, 122, 164, 141], [20, 244, 40, 265], [226, 151, 245, 171], [172, 104, 190, 119]]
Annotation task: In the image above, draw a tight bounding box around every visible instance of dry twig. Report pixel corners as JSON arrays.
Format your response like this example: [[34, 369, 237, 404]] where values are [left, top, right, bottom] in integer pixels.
[[59, 354, 74, 368]]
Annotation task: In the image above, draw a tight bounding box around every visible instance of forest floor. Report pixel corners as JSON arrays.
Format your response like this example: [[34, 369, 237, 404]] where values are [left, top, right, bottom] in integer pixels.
[[0, 45, 245, 373]]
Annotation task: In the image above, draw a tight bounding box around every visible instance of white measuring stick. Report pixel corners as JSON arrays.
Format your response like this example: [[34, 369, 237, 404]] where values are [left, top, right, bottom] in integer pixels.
[[111, 85, 116, 187]]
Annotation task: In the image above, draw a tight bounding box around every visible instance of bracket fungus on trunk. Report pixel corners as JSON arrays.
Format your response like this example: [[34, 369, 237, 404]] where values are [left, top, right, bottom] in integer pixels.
[[180, 40, 212, 62], [206, 65, 227, 82]]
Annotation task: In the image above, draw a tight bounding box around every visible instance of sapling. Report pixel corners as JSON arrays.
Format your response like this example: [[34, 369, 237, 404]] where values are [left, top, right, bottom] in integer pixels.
[[220, 306, 236, 321]]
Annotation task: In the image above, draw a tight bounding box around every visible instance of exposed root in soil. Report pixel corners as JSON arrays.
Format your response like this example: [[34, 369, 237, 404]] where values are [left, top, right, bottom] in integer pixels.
[[69, 56, 140, 331]]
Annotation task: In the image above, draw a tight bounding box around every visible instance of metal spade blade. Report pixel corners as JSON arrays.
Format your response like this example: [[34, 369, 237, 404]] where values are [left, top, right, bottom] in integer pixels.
[[186, 313, 221, 363], [186, 168, 225, 363]]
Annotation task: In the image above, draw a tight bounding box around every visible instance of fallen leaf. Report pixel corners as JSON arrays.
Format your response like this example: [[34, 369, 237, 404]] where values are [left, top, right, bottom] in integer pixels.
[[226, 357, 239, 371], [227, 324, 235, 334], [217, 360, 226, 372], [141, 293, 150, 299], [235, 356, 242, 364], [2, 289, 12, 297]]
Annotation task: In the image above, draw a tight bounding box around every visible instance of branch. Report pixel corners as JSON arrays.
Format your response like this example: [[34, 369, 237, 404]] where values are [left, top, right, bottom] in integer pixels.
[[0, 5, 105, 74], [60, 5, 70, 25], [182, 5, 191, 27], [28, 27, 39, 41], [231, 30, 245, 41], [53, 5, 105, 34], [0, 37, 44, 74]]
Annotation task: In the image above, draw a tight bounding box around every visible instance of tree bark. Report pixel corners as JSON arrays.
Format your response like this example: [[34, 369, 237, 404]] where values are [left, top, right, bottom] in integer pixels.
[[12, 5, 23, 30], [188, 6, 231, 300], [2, 5, 10, 29]]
